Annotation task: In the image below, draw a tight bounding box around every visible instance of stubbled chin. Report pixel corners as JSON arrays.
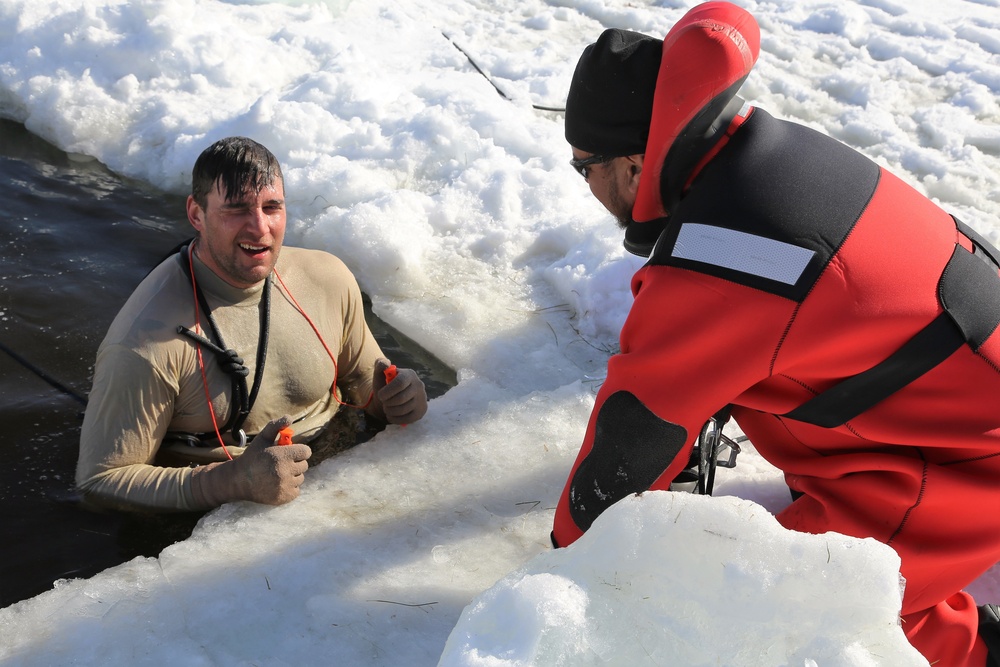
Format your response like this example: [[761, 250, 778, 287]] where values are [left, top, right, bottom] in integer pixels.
[[236, 250, 277, 283]]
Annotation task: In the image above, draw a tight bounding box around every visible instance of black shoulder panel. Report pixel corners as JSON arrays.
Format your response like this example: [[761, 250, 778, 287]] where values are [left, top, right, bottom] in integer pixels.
[[648, 110, 880, 302], [568, 391, 687, 532], [940, 243, 1000, 350]]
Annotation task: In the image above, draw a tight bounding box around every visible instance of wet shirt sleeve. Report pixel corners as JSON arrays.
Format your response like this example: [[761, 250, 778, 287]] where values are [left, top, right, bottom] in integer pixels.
[[76, 343, 197, 511]]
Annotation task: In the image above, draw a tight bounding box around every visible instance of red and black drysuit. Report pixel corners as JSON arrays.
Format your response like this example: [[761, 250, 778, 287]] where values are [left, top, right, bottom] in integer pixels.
[[552, 4, 1000, 666]]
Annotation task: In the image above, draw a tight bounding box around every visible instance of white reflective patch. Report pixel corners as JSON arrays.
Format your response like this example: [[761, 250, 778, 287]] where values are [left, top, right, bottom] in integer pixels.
[[672, 223, 815, 285]]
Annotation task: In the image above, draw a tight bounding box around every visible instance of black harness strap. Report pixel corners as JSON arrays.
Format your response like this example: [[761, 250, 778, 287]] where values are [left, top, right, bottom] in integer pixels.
[[176, 243, 271, 438], [783, 216, 1000, 429], [783, 312, 965, 428], [175, 326, 251, 432]]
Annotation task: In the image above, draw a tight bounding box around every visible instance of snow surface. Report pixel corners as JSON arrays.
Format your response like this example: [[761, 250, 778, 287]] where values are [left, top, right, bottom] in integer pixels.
[[1, 0, 999, 664]]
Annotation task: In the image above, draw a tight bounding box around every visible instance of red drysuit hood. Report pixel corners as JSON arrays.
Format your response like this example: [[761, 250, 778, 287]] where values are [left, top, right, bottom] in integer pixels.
[[625, 1, 761, 257]]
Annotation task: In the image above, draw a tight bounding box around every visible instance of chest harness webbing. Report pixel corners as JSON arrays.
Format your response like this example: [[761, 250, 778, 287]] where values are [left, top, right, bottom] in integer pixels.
[[175, 242, 271, 448]]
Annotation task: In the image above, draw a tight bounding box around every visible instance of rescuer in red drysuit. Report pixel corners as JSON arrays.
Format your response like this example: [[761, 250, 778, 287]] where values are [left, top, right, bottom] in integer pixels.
[[552, 3, 1000, 665]]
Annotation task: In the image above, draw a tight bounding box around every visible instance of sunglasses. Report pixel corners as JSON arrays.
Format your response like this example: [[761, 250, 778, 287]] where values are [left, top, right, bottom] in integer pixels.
[[569, 154, 615, 180]]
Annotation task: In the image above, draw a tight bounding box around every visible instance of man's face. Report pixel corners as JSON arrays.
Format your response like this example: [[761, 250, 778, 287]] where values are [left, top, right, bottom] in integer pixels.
[[186, 178, 286, 288], [572, 149, 638, 230]]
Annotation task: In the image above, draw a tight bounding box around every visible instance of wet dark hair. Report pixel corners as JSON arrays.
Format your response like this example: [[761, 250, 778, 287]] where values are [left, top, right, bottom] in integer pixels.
[[190, 136, 283, 208]]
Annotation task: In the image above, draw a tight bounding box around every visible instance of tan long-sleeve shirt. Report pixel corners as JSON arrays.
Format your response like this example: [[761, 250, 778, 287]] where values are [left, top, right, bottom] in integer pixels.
[[77, 245, 383, 511]]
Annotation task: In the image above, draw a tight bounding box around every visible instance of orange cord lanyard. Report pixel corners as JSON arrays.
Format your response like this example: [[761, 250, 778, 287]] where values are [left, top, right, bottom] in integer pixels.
[[184, 242, 374, 458]]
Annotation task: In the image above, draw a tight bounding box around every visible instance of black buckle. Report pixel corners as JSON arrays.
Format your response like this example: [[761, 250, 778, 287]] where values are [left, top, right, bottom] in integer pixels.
[[696, 416, 743, 495]]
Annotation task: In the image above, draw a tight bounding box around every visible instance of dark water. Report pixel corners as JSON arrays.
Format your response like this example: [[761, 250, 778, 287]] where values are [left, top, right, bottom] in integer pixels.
[[0, 119, 456, 609]]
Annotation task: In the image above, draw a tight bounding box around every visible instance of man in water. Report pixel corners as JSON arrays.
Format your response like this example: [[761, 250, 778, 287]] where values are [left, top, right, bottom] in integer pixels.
[[77, 136, 427, 511], [551, 3, 1000, 666]]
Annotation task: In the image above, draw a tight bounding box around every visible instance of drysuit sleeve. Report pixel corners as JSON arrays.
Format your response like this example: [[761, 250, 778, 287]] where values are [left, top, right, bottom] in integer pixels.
[[76, 344, 197, 511], [551, 263, 794, 546]]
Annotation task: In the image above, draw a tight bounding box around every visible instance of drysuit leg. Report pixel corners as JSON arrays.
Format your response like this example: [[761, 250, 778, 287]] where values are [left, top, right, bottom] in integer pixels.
[[776, 453, 1000, 667]]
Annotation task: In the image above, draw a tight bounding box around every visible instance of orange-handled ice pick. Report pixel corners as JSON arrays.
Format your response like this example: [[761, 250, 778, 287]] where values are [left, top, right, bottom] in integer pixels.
[[383, 364, 398, 383], [382, 365, 407, 427], [277, 427, 294, 446]]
